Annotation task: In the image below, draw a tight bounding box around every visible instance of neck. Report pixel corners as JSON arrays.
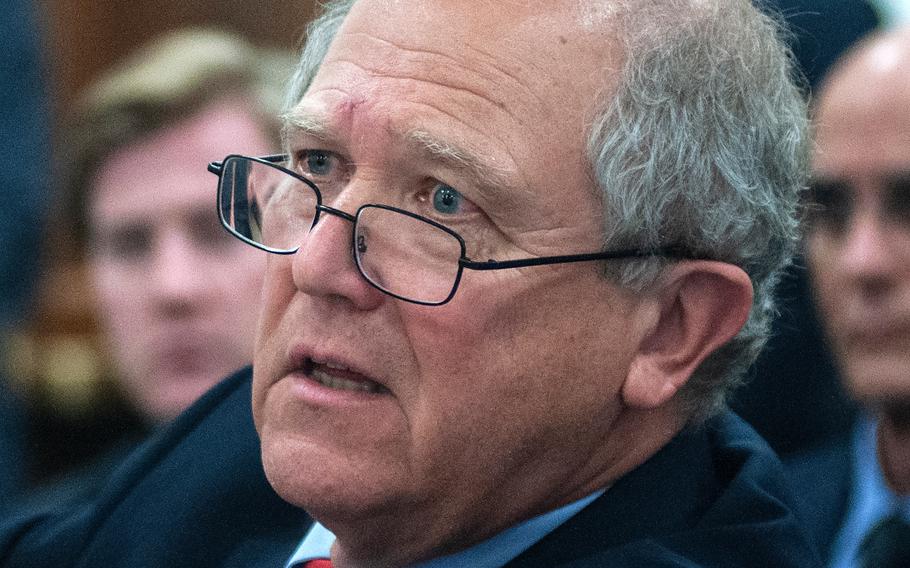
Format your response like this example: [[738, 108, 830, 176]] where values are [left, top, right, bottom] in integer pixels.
[[324, 404, 688, 567], [878, 408, 910, 496]]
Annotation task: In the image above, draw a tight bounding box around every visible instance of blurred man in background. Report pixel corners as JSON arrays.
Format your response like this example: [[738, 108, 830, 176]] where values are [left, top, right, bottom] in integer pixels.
[[790, 24, 910, 568], [18, 28, 292, 503]]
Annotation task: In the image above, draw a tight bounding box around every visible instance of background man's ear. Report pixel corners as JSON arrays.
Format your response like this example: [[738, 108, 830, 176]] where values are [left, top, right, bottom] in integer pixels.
[[622, 261, 753, 410]]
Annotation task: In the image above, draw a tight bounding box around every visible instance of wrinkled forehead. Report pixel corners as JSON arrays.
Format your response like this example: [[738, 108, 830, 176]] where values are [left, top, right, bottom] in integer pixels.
[[303, 0, 622, 128], [341, 0, 619, 48]]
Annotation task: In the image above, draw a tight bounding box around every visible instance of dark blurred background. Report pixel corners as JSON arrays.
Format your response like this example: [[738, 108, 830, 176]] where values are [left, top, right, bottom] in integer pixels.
[[44, 0, 314, 115]]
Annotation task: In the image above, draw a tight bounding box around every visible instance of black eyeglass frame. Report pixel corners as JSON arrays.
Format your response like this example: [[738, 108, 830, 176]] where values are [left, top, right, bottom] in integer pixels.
[[208, 153, 701, 305]]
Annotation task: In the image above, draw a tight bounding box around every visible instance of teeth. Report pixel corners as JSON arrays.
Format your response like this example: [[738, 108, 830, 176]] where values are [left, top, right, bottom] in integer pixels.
[[311, 366, 382, 393]]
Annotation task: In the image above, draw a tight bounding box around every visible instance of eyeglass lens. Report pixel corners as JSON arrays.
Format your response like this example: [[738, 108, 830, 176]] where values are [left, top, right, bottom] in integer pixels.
[[354, 207, 463, 304], [220, 156, 317, 252]]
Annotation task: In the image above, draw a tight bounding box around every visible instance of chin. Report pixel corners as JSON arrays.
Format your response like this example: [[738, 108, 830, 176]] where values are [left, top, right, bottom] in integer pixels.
[[259, 430, 402, 522], [845, 355, 910, 407], [143, 383, 218, 422]]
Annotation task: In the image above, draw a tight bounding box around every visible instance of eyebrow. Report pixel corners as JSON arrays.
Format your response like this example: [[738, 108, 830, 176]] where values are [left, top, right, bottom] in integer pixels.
[[282, 108, 333, 142], [282, 108, 519, 200], [405, 129, 518, 199]]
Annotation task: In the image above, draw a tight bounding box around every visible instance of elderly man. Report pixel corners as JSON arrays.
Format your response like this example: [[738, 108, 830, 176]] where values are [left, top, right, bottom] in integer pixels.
[[787, 26, 910, 568], [0, 1, 816, 566]]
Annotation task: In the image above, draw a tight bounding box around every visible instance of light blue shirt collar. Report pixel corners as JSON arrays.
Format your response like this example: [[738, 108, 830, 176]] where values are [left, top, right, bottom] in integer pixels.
[[286, 489, 604, 568], [828, 415, 910, 568]]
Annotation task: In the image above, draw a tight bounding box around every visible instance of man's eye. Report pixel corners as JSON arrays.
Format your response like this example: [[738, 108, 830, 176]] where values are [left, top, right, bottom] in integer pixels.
[[808, 179, 852, 235], [432, 184, 463, 214], [189, 210, 232, 251], [97, 225, 153, 261], [299, 150, 336, 176], [883, 173, 910, 229]]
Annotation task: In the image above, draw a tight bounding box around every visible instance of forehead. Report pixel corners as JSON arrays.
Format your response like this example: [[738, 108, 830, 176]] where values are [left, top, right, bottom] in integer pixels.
[[336, 0, 619, 76], [287, 1, 623, 242], [813, 39, 910, 177], [292, 0, 619, 162], [91, 98, 273, 219]]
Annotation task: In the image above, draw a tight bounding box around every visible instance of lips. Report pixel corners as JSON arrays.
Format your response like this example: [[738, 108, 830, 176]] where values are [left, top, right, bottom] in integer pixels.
[[844, 322, 910, 347], [297, 354, 389, 395], [154, 342, 217, 377]]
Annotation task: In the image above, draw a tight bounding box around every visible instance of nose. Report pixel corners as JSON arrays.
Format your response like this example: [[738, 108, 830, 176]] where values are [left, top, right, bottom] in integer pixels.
[[839, 208, 899, 290], [149, 230, 207, 311], [291, 207, 385, 310]]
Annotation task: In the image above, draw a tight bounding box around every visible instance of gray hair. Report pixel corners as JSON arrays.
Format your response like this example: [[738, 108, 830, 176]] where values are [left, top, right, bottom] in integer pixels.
[[592, 0, 809, 419], [285, 0, 356, 113], [286, 0, 810, 421]]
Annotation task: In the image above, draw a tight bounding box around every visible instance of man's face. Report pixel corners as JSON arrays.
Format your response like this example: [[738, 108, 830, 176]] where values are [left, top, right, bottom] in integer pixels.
[[89, 97, 269, 422], [253, 0, 642, 557], [808, 48, 910, 406]]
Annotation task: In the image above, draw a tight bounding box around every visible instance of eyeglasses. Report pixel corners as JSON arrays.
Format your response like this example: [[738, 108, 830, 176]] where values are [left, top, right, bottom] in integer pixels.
[[208, 154, 696, 305]]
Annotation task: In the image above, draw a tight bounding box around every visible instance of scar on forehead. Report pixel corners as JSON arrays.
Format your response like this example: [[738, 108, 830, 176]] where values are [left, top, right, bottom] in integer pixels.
[[283, 95, 373, 140], [336, 95, 371, 121]]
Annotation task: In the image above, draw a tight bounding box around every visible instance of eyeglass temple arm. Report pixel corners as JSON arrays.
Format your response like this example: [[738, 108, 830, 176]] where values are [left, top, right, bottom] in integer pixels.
[[460, 246, 699, 271]]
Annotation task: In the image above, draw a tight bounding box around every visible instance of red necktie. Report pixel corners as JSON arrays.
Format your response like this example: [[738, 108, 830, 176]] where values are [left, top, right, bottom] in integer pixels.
[[302, 560, 333, 568]]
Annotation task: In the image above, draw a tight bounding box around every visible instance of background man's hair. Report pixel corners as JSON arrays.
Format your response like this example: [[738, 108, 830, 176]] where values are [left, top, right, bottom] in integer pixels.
[[59, 27, 295, 256], [286, 0, 810, 422]]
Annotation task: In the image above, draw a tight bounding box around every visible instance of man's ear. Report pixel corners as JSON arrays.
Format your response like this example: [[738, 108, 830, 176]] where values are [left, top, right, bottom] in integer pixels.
[[621, 261, 753, 410]]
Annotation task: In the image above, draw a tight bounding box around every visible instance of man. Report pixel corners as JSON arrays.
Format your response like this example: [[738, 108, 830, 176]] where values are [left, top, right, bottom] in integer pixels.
[[788, 25, 910, 568], [71, 29, 287, 423], [10, 28, 292, 502], [68, 28, 285, 423], [0, 1, 816, 566]]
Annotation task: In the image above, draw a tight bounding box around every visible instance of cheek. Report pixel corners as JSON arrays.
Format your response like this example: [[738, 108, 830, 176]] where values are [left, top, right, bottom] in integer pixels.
[[252, 257, 296, 425], [89, 261, 142, 337], [255, 257, 295, 341], [806, 236, 843, 319], [211, 250, 266, 325], [395, 285, 629, 497], [401, 280, 625, 428], [400, 291, 504, 377]]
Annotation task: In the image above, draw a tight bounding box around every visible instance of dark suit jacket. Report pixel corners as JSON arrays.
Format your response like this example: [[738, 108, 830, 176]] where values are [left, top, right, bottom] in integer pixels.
[[0, 367, 820, 567], [784, 432, 855, 562]]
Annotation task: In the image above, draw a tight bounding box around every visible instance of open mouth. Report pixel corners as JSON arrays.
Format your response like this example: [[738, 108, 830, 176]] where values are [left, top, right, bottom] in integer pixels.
[[303, 357, 389, 394]]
